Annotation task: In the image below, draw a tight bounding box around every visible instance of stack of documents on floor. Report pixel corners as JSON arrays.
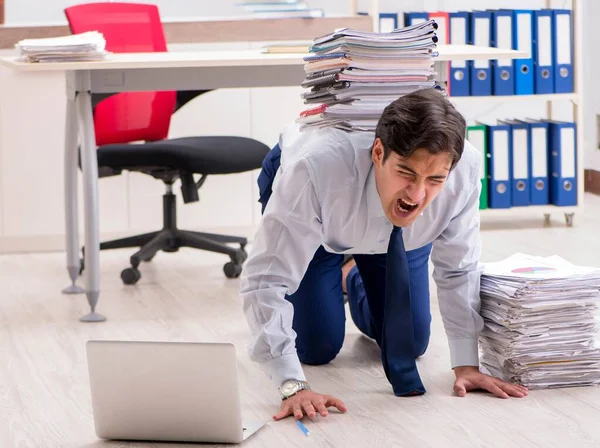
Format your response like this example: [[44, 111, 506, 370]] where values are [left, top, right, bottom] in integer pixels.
[[296, 20, 440, 132], [15, 31, 107, 63], [479, 253, 600, 389]]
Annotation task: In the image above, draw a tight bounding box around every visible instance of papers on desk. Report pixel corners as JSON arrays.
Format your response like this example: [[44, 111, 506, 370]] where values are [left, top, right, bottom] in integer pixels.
[[296, 20, 441, 132], [479, 253, 600, 389], [15, 31, 107, 63]]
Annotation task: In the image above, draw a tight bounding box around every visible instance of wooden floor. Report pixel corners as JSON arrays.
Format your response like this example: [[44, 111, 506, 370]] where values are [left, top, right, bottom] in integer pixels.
[[3, 195, 600, 447]]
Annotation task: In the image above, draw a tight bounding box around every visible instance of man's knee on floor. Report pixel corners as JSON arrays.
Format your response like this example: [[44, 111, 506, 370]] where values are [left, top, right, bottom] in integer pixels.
[[297, 341, 343, 365]]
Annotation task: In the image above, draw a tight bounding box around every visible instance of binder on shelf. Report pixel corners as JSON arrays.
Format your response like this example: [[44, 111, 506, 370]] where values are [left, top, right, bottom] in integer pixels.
[[470, 11, 493, 96], [492, 10, 515, 96], [512, 9, 535, 95], [449, 11, 470, 96], [403, 12, 429, 27], [533, 9, 554, 94], [466, 124, 488, 209], [499, 119, 529, 206], [481, 122, 512, 209], [552, 9, 574, 93], [429, 11, 449, 44], [518, 118, 550, 205], [545, 120, 577, 206], [378, 13, 398, 33]]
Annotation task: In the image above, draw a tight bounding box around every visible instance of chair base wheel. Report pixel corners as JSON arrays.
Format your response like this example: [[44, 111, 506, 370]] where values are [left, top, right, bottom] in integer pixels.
[[224, 262, 242, 279], [121, 267, 141, 285]]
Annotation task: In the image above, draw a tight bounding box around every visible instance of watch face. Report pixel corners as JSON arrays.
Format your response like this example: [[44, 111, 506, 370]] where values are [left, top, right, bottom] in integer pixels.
[[281, 381, 298, 396]]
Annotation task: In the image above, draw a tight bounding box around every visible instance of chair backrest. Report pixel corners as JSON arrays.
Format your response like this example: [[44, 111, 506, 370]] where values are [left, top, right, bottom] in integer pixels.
[[65, 2, 177, 146]]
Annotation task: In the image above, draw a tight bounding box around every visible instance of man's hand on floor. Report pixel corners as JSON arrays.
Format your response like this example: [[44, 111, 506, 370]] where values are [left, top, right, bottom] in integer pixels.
[[273, 390, 347, 421], [453, 366, 529, 399]]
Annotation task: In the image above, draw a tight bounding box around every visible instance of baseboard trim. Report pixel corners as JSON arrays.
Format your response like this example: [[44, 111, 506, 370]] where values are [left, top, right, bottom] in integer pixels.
[[585, 169, 600, 195], [0, 226, 258, 254]]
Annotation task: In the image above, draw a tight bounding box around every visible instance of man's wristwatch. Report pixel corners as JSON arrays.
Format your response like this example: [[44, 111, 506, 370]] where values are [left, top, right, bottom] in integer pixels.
[[279, 379, 311, 400]]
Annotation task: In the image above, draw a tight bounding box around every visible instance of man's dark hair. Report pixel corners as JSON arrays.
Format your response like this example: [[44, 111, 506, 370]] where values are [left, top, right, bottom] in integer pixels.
[[374, 88, 466, 170]]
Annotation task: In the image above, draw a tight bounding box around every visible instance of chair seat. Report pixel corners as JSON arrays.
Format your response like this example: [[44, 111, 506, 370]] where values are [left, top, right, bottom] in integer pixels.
[[97, 136, 270, 174]]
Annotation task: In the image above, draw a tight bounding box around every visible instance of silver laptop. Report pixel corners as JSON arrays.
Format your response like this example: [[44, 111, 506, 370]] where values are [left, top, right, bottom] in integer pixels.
[[86, 340, 266, 444]]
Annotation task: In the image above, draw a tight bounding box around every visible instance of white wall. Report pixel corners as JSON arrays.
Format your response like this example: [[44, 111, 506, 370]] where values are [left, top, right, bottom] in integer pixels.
[[0, 0, 592, 254], [6, 0, 352, 25], [580, 0, 600, 171]]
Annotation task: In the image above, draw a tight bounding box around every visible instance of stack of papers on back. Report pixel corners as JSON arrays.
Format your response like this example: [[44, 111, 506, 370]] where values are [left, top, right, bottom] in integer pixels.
[[15, 31, 107, 63], [296, 21, 440, 132], [479, 253, 600, 389]]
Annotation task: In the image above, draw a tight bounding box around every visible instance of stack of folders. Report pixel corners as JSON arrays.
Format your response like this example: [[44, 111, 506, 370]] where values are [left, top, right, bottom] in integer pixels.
[[403, 8, 574, 96], [15, 31, 107, 63], [466, 119, 577, 210], [479, 253, 600, 389], [296, 21, 440, 132]]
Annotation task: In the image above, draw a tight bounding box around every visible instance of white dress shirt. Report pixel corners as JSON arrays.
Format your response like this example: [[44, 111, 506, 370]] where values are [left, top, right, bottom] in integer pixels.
[[240, 123, 485, 387]]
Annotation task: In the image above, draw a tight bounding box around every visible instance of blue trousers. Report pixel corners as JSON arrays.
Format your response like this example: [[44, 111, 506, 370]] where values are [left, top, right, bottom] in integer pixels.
[[257, 144, 432, 366]]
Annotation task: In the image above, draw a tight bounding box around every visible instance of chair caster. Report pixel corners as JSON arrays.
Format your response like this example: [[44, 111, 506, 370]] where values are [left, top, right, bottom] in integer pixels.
[[224, 262, 242, 279], [121, 267, 141, 285], [233, 249, 247, 265]]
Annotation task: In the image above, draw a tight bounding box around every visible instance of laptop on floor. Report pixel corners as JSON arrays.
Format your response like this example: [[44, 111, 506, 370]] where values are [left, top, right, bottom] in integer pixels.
[[86, 340, 266, 444]]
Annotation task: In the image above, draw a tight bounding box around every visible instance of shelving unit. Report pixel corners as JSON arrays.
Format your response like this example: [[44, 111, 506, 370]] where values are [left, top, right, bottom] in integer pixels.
[[449, 93, 578, 105], [357, 0, 584, 228], [469, 0, 582, 228]]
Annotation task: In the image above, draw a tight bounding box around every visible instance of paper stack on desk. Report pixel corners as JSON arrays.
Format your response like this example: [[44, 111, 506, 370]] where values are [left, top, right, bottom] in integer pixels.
[[15, 31, 107, 63], [296, 21, 440, 132], [479, 253, 600, 389]]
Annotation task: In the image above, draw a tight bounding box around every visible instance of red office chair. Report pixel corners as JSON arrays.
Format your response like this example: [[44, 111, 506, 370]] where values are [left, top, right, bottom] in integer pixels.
[[64, 3, 270, 284]]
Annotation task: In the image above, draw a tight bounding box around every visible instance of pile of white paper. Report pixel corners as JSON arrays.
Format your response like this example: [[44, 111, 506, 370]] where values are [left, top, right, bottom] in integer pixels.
[[15, 31, 107, 63], [296, 21, 440, 132], [479, 253, 600, 389]]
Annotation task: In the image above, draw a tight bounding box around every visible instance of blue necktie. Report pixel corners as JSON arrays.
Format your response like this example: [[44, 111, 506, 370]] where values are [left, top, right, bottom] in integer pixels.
[[382, 226, 426, 396]]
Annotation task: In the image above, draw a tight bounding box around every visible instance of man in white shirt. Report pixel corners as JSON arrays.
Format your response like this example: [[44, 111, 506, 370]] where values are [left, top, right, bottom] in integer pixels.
[[240, 89, 528, 422]]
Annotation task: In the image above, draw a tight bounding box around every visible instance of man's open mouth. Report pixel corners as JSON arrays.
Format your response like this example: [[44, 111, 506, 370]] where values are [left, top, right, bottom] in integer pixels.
[[397, 198, 418, 213]]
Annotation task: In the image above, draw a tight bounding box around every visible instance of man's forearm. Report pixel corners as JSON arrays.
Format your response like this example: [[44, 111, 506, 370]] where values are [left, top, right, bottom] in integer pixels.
[[448, 338, 480, 368], [263, 353, 306, 386]]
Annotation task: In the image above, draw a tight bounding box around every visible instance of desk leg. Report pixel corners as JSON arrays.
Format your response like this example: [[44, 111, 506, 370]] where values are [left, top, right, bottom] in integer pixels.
[[62, 95, 85, 295], [76, 86, 106, 323]]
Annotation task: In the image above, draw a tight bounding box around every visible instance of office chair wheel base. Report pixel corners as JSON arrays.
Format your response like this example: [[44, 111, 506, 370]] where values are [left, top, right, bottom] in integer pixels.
[[224, 262, 242, 279], [121, 267, 142, 285], [232, 249, 247, 265]]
